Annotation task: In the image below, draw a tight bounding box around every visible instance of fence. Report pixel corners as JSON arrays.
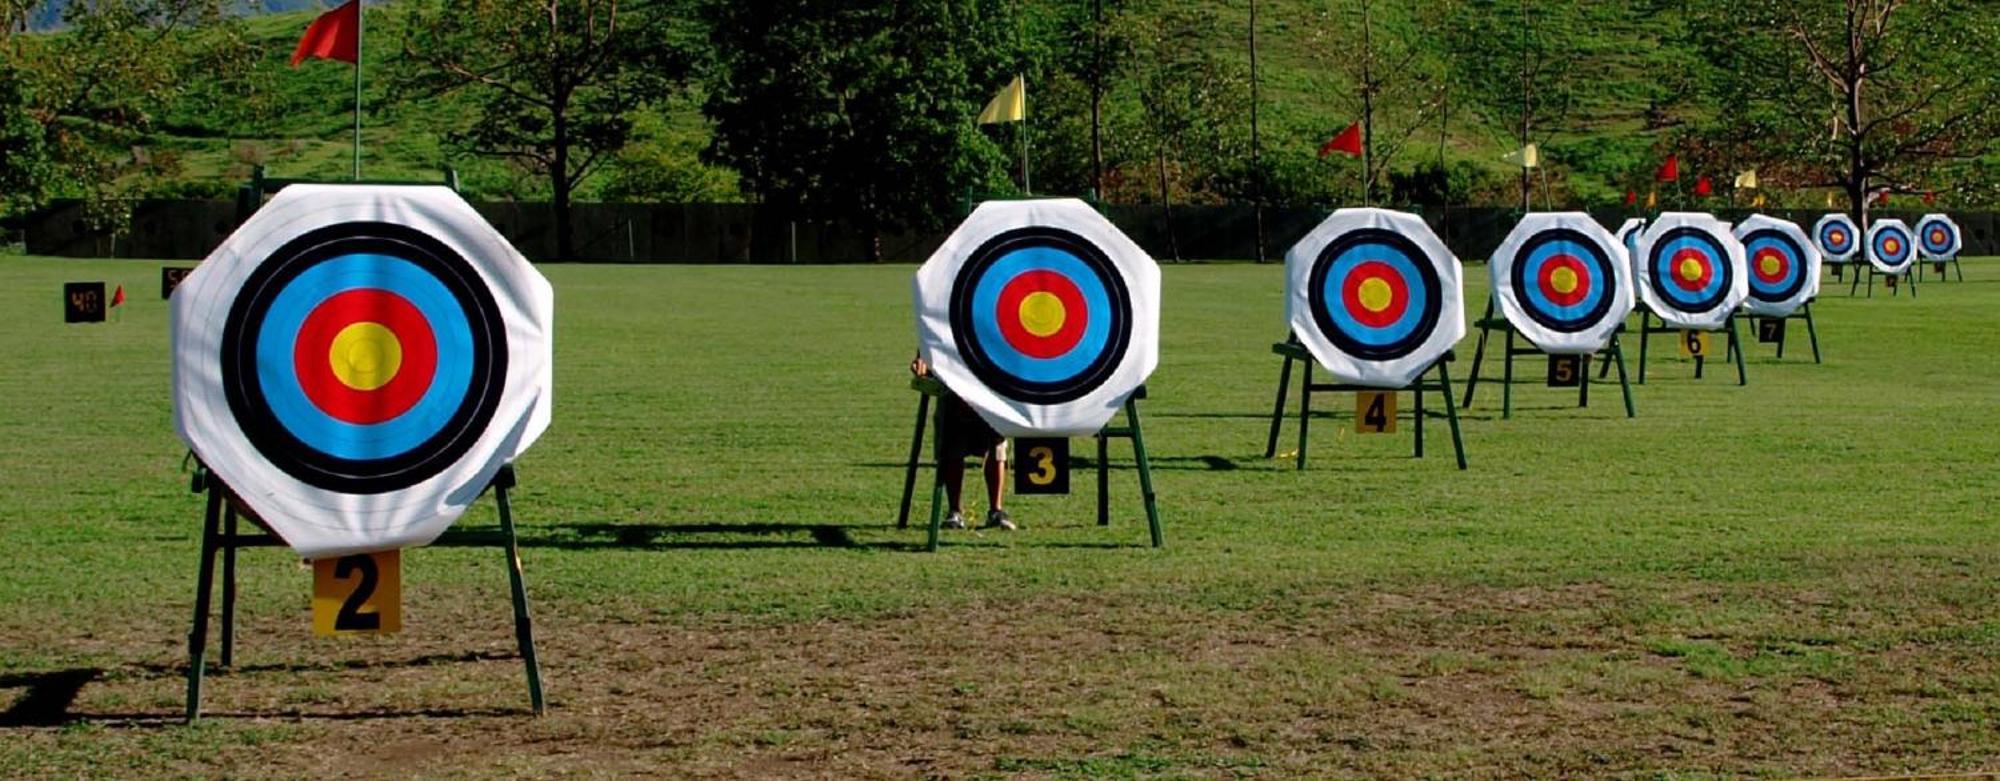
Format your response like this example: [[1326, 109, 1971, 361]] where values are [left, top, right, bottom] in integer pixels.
[[23, 199, 1998, 263]]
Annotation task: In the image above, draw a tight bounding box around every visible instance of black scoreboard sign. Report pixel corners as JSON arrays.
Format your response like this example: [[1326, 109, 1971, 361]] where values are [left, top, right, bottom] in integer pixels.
[[64, 282, 106, 323]]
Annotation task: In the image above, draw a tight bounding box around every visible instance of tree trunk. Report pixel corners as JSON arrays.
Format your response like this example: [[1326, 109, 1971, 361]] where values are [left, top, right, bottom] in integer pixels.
[[1090, 0, 1104, 199], [1157, 149, 1179, 262], [552, 106, 574, 262]]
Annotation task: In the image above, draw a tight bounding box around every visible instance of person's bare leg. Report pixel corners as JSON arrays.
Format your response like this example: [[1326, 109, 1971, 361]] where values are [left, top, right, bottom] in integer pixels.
[[942, 456, 966, 514], [984, 450, 1005, 511]]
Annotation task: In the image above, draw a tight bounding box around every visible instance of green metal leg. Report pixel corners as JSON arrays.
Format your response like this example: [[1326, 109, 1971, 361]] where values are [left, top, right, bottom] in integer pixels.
[[1804, 303, 1822, 363], [185, 488, 222, 723], [1462, 301, 1493, 408], [1638, 312, 1651, 384], [495, 470, 546, 716], [1578, 354, 1590, 409], [896, 394, 931, 529], [1435, 360, 1467, 470], [1413, 381, 1425, 459], [1501, 329, 1515, 420], [1850, 264, 1863, 296], [220, 504, 238, 669], [1264, 354, 1293, 458], [1612, 337, 1635, 418], [1955, 257, 1963, 282], [1096, 432, 1110, 526], [1729, 315, 1747, 386], [926, 400, 947, 552], [1296, 361, 1313, 471], [1124, 400, 1163, 548]]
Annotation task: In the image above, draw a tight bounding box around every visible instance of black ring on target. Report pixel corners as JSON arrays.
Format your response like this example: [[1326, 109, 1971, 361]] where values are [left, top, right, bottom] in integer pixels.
[[1508, 228, 1617, 333], [947, 226, 1133, 404], [1646, 226, 1735, 315], [220, 222, 509, 494], [1740, 228, 1808, 304], [1307, 228, 1444, 360]]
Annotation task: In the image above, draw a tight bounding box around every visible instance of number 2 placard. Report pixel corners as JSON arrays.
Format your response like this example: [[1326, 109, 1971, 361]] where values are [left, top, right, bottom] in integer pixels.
[[313, 551, 402, 636]]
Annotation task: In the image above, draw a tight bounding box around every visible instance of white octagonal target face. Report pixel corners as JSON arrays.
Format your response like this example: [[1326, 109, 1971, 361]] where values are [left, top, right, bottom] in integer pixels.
[[172, 185, 555, 558], [1286, 208, 1465, 387], [1867, 218, 1917, 274], [1635, 212, 1747, 330], [1915, 213, 1962, 259], [1733, 214, 1821, 317], [1814, 213, 1860, 263], [1490, 213, 1633, 354], [913, 199, 1160, 437]]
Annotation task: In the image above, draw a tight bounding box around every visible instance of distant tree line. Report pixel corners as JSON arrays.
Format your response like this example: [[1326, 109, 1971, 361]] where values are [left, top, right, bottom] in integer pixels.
[[4, 0, 1998, 259]]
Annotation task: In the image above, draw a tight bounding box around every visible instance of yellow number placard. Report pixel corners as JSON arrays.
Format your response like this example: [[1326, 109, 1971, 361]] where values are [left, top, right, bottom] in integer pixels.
[[1677, 330, 1711, 358], [313, 551, 402, 636], [1355, 391, 1396, 434]]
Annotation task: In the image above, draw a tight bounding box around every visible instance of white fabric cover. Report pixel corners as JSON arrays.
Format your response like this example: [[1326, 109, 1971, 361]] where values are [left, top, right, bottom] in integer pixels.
[[912, 199, 1160, 437], [1813, 213, 1861, 263], [1915, 213, 1963, 259], [1285, 208, 1465, 387], [172, 185, 554, 558], [1634, 212, 1749, 330], [1490, 213, 1634, 354], [1732, 214, 1822, 317]]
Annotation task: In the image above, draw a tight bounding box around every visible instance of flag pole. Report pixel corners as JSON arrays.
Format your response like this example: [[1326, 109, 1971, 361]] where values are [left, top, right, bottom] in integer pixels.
[[1020, 76, 1031, 195], [353, 0, 363, 180]]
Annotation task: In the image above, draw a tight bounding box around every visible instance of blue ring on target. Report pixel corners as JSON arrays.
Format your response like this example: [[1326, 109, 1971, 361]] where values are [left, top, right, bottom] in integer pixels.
[[1306, 228, 1443, 360], [1917, 218, 1958, 256], [220, 222, 509, 494], [1873, 225, 1913, 267], [1818, 218, 1856, 256], [948, 227, 1132, 404], [1740, 229, 1808, 304], [254, 255, 477, 461], [1647, 226, 1734, 314], [1508, 228, 1615, 333]]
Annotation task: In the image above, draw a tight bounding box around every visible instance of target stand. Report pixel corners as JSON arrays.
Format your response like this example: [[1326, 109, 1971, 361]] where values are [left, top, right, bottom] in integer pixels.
[[1849, 264, 1918, 298], [1741, 301, 1823, 364], [1262, 337, 1467, 470], [1916, 256, 1963, 283], [897, 376, 1162, 552], [1461, 298, 1635, 420], [1631, 305, 1748, 386], [182, 462, 545, 721]]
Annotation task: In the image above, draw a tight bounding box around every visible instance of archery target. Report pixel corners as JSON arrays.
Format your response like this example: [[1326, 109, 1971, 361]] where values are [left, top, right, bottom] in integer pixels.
[[173, 185, 554, 558], [1286, 208, 1463, 387], [1867, 219, 1916, 274], [1491, 213, 1633, 354], [1733, 214, 1821, 317], [1634, 212, 1747, 330], [914, 199, 1158, 437], [1915, 213, 1961, 259], [1814, 213, 1860, 263]]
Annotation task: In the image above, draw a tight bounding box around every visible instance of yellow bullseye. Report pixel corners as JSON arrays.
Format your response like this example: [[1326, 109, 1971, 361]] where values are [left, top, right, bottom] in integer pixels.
[[1357, 277, 1394, 312], [1884, 238, 1902, 254], [1678, 258, 1704, 282], [1018, 291, 1067, 337], [1759, 255, 1782, 276], [1549, 266, 1579, 295], [328, 322, 403, 391]]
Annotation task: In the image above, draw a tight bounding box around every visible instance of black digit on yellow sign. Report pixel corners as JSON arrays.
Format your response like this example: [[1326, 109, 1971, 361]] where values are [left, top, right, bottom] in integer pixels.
[[1678, 329, 1709, 358], [334, 555, 381, 631], [312, 550, 402, 636], [1355, 391, 1396, 434], [1546, 355, 1581, 387], [1012, 437, 1070, 495]]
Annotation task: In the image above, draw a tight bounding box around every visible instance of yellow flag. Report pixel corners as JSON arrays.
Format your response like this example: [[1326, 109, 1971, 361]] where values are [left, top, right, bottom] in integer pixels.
[[1753, 192, 1766, 207], [1646, 190, 1657, 208], [1825, 191, 1836, 207], [1734, 169, 1759, 189], [1502, 143, 1540, 168], [977, 75, 1025, 124]]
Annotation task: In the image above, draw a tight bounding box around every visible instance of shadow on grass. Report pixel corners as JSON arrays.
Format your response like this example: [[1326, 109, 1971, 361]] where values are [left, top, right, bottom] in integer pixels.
[[446, 522, 925, 552], [0, 668, 100, 727], [851, 454, 1256, 472]]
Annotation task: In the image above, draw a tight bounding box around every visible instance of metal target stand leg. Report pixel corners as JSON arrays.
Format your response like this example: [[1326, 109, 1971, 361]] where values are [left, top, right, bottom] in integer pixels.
[[1265, 339, 1467, 471], [184, 463, 546, 722], [1465, 300, 1634, 419], [902, 377, 1160, 551]]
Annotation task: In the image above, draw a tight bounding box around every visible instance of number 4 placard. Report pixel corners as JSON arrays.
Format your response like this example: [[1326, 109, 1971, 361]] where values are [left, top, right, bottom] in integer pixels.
[[1013, 437, 1071, 495], [313, 551, 402, 636], [1355, 391, 1397, 434]]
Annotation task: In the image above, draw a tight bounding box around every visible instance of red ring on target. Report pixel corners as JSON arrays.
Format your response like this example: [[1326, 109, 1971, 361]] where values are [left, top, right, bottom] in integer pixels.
[[995, 269, 1089, 359], [1751, 247, 1790, 285], [1536, 253, 1592, 307], [293, 289, 439, 425], [1669, 248, 1714, 292], [1341, 260, 1410, 329]]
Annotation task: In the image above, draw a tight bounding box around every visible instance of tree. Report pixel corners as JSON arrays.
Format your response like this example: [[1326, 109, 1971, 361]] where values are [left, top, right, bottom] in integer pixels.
[[1444, 0, 1580, 209], [703, 0, 1015, 254], [0, 0, 248, 221], [1691, 0, 2000, 220], [1311, 0, 1446, 205], [399, 0, 694, 261], [1124, 3, 1250, 259]]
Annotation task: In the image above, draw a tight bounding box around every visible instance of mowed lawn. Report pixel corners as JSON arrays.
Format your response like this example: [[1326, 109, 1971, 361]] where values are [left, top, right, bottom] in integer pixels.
[[2, 254, 1997, 778]]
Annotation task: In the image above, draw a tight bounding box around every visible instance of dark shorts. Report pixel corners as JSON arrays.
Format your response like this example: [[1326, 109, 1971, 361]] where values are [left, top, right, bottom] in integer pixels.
[[940, 398, 1007, 462]]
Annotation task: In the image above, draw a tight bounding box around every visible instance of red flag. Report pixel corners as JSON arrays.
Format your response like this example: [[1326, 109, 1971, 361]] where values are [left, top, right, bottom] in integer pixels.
[[1624, 189, 1638, 206], [110, 285, 126, 308], [1655, 154, 1679, 182], [1318, 122, 1363, 158], [1923, 191, 1936, 204], [1693, 176, 1713, 197], [290, 0, 360, 67]]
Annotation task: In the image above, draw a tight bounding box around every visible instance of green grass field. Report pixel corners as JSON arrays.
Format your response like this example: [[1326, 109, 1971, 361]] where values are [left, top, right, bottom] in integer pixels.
[[2, 255, 1998, 778]]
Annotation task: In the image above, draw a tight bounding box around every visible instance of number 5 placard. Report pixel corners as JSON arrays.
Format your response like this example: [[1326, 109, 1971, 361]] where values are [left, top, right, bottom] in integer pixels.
[[1013, 437, 1071, 495], [313, 551, 402, 636]]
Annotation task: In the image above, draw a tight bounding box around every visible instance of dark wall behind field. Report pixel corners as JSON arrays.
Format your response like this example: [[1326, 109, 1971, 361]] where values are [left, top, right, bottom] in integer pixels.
[[24, 199, 2000, 263]]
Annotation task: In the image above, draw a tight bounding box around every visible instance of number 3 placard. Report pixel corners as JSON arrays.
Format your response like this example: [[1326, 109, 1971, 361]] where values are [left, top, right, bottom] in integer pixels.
[[313, 551, 402, 636], [1013, 437, 1070, 495]]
